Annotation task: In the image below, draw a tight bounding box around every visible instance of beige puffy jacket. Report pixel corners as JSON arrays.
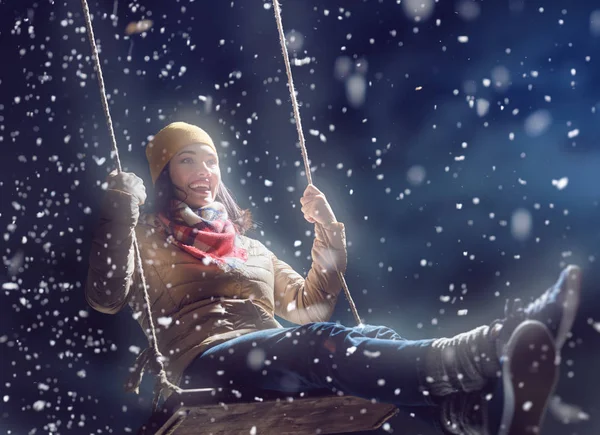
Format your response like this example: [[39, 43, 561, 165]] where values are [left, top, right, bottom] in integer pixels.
[[85, 188, 347, 399]]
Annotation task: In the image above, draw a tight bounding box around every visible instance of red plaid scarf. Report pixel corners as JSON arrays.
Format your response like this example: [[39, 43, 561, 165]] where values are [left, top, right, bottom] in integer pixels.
[[157, 200, 248, 271]]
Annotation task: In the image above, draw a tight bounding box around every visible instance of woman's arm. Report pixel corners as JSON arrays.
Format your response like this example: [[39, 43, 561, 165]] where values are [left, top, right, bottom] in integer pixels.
[[272, 221, 347, 324], [85, 188, 140, 314]]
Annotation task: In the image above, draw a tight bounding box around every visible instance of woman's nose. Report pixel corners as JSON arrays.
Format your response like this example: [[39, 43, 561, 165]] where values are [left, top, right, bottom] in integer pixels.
[[195, 162, 211, 175]]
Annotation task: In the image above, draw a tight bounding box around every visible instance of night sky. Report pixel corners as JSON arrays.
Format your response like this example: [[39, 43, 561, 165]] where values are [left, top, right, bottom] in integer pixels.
[[1, 0, 599, 434]]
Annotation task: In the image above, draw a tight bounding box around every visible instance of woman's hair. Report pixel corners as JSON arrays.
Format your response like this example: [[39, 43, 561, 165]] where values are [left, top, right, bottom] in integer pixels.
[[147, 163, 255, 235]]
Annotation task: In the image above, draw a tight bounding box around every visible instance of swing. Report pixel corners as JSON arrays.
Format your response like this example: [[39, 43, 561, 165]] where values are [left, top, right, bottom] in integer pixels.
[[80, 0, 399, 433], [138, 388, 398, 435]]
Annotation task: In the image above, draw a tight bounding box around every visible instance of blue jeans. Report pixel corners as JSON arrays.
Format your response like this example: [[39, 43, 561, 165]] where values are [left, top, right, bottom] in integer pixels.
[[182, 322, 445, 431]]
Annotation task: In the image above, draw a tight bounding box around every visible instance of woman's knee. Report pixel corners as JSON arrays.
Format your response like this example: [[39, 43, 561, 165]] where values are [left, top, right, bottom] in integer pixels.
[[354, 324, 403, 340]]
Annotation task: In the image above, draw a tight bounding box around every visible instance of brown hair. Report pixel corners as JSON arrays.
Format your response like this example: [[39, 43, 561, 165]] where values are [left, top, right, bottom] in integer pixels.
[[147, 163, 255, 235]]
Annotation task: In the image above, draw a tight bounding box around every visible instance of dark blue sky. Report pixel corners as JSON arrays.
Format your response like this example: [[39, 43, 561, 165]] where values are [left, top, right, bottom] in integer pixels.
[[1, 1, 599, 433]]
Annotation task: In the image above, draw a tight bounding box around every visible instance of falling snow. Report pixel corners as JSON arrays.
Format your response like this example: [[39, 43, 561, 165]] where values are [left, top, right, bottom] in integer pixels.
[[1, 1, 596, 434]]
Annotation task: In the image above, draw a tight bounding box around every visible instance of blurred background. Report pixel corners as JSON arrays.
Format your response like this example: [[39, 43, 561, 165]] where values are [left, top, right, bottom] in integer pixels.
[[1, 0, 599, 433]]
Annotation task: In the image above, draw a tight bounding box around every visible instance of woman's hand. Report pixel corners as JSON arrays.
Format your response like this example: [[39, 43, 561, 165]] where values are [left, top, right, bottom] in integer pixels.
[[300, 184, 337, 225], [107, 169, 147, 206]]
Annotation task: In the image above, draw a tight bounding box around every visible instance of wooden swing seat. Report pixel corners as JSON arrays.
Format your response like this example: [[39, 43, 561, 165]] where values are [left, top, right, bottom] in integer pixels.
[[138, 387, 399, 435]]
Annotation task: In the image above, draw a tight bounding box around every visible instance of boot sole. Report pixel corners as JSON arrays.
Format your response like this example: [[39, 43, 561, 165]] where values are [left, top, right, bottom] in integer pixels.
[[498, 320, 558, 435], [554, 265, 581, 351]]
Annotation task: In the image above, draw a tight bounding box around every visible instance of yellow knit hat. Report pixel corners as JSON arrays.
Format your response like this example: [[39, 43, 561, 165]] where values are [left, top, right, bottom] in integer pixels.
[[145, 122, 217, 185]]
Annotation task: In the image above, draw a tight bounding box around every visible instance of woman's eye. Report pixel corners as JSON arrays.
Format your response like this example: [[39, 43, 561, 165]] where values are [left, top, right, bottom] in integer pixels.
[[182, 157, 193, 163], [208, 159, 217, 165]]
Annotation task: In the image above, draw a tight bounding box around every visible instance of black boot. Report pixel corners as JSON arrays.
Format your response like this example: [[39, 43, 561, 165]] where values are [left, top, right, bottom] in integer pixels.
[[440, 320, 558, 435], [493, 265, 581, 354]]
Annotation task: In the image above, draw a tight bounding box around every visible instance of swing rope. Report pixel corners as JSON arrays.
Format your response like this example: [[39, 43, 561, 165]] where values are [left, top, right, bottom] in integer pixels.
[[80, 0, 362, 413], [272, 0, 361, 326], [80, 0, 213, 412]]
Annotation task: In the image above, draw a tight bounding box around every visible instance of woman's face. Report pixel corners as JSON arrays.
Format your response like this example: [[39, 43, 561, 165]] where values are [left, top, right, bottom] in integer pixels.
[[168, 143, 221, 208]]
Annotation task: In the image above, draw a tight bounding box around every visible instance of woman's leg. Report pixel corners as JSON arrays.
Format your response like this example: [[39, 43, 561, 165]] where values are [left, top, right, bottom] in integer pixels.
[[182, 321, 499, 408]]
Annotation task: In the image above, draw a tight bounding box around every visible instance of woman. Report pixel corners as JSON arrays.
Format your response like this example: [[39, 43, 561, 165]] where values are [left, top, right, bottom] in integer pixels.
[[86, 121, 582, 434]]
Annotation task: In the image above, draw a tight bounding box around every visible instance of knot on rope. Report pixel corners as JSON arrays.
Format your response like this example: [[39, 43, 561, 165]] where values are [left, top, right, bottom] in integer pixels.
[[152, 368, 178, 412], [124, 346, 179, 412], [123, 346, 167, 395]]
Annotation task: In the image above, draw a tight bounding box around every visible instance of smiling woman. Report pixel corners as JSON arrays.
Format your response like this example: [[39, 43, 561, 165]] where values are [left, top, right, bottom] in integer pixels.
[[86, 120, 583, 435]]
